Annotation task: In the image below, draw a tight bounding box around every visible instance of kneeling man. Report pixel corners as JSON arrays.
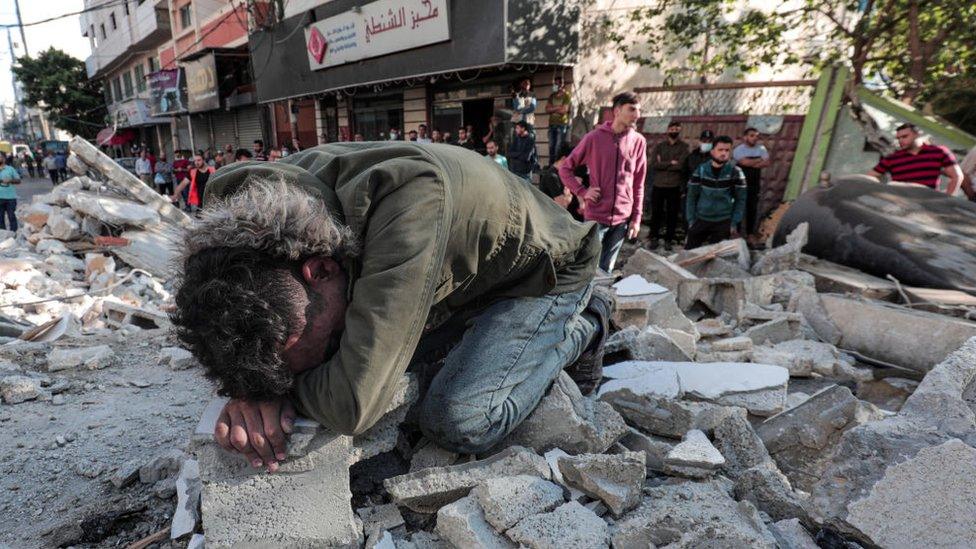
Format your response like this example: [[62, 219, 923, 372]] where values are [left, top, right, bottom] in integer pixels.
[[173, 142, 610, 472]]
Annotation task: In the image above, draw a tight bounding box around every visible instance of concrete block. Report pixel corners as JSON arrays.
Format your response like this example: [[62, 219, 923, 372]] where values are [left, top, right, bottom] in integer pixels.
[[542, 449, 586, 501], [384, 446, 551, 513], [556, 451, 645, 517], [733, 465, 810, 523], [159, 346, 195, 370], [712, 412, 773, 478], [743, 317, 801, 345], [671, 237, 751, 271], [663, 429, 725, 478], [710, 335, 753, 352], [771, 518, 819, 549], [677, 277, 746, 319], [505, 501, 610, 549], [612, 290, 697, 335], [471, 475, 565, 531], [499, 371, 627, 455], [605, 325, 693, 362], [170, 459, 201, 539], [621, 248, 698, 293], [611, 481, 776, 548], [435, 495, 515, 549], [601, 385, 744, 438], [47, 344, 114, 372], [618, 428, 675, 473], [409, 440, 459, 473], [394, 531, 450, 549], [0, 374, 41, 404], [356, 503, 405, 536], [758, 385, 884, 492]]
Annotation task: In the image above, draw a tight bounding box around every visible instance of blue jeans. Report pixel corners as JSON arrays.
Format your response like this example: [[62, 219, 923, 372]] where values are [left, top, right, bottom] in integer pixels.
[[597, 222, 628, 272], [415, 286, 597, 454], [548, 125, 569, 164], [0, 199, 16, 232]]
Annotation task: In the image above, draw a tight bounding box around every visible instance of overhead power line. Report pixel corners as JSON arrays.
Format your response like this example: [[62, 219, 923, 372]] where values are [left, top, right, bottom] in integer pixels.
[[0, 0, 128, 29]]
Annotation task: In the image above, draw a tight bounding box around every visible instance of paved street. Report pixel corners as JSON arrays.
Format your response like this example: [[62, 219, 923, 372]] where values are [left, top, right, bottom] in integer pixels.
[[15, 175, 57, 203]]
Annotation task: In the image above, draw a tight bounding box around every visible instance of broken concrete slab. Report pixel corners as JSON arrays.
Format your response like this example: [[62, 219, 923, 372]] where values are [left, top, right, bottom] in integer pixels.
[[752, 345, 813, 378], [471, 475, 565, 532], [672, 237, 751, 271], [743, 317, 801, 346], [600, 386, 744, 438], [663, 429, 725, 478], [435, 496, 514, 549], [556, 451, 645, 517], [170, 458, 201, 540], [792, 287, 842, 345], [605, 325, 694, 362], [898, 335, 976, 435], [606, 360, 789, 416], [751, 222, 808, 276], [385, 446, 551, 513], [505, 501, 610, 549], [710, 336, 753, 352], [733, 465, 810, 522], [798, 254, 897, 300], [46, 344, 115, 372], [542, 449, 586, 502], [712, 412, 773, 478], [611, 274, 668, 297], [677, 277, 746, 319], [618, 428, 675, 473], [45, 208, 82, 241], [140, 448, 185, 484], [696, 317, 732, 338], [350, 374, 418, 464], [409, 440, 459, 473], [158, 346, 195, 370], [842, 439, 976, 548], [0, 374, 41, 404], [357, 503, 405, 536], [621, 249, 698, 293], [687, 256, 753, 279], [611, 480, 776, 548], [498, 371, 627, 455], [822, 293, 976, 372], [758, 385, 884, 492], [65, 192, 161, 228], [772, 519, 819, 549], [612, 289, 697, 335]]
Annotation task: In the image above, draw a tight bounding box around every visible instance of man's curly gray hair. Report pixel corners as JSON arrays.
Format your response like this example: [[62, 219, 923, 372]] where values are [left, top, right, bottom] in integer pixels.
[[181, 177, 359, 261]]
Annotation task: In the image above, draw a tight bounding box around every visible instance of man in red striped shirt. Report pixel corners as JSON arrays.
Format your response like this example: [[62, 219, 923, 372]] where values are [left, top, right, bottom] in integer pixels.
[[868, 123, 962, 195]]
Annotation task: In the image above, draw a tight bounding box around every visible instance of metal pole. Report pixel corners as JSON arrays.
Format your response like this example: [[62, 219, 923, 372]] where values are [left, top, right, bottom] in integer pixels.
[[13, 0, 27, 57], [187, 114, 196, 152]]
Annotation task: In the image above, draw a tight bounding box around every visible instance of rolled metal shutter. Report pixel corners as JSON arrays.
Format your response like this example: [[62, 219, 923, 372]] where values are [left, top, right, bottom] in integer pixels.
[[235, 105, 265, 148], [211, 110, 238, 151]]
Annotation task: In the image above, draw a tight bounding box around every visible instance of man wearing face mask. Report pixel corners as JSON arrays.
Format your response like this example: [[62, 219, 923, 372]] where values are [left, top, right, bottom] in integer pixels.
[[684, 130, 714, 231], [648, 121, 689, 251]]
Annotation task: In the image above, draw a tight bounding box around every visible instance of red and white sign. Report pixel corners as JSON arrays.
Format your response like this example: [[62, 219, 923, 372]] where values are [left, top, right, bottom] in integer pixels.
[[305, 0, 450, 71]]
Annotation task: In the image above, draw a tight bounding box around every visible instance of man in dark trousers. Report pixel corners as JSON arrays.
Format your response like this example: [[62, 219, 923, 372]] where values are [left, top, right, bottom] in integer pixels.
[[648, 121, 688, 251], [508, 121, 537, 181], [686, 135, 748, 249], [732, 127, 770, 236], [171, 142, 612, 472]]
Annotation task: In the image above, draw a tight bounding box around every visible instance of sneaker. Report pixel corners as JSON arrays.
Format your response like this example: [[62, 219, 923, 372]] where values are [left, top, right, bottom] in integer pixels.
[[565, 286, 615, 395]]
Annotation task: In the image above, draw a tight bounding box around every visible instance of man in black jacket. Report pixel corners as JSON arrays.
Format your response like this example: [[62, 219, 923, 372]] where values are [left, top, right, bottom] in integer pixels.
[[508, 121, 537, 181]]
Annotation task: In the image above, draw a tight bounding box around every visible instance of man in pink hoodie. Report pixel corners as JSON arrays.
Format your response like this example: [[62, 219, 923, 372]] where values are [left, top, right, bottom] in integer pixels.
[[558, 92, 647, 272]]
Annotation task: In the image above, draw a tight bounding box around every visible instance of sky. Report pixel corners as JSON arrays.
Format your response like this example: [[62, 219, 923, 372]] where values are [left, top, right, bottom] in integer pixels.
[[0, 0, 92, 108]]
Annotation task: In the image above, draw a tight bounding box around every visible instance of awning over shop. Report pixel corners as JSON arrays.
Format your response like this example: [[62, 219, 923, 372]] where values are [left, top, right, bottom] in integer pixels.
[[96, 127, 136, 146]]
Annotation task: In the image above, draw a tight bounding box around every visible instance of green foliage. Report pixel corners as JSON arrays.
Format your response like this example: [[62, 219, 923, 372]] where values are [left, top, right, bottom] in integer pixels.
[[927, 77, 976, 136], [11, 47, 105, 139], [606, 0, 976, 106]]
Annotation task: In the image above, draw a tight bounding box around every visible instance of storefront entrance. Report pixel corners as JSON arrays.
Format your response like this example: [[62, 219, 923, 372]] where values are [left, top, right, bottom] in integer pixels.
[[352, 94, 403, 141], [432, 98, 494, 147]]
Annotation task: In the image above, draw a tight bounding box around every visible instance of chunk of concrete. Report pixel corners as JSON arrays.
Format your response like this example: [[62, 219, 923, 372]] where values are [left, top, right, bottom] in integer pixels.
[[409, 440, 459, 473], [603, 360, 789, 417], [771, 518, 819, 549], [663, 429, 725, 478], [0, 374, 41, 404], [505, 501, 610, 549], [733, 465, 810, 522], [618, 428, 675, 473], [66, 192, 161, 228], [842, 439, 976, 548], [611, 481, 776, 548], [672, 237, 751, 271], [712, 412, 773, 478], [159, 346, 195, 370], [356, 504, 405, 536], [395, 531, 450, 549], [542, 449, 586, 502], [605, 325, 693, 362], [621, 249, 698, 293], [612, 289, 697, 335], [677, 278, 746, 319], [47, 344, 115, 372], [600, 385, 744, 438], [758, 385, 884, 492], [751, 222, 807, 275], [696, 318, 732, 338], [170, 459, 201, 539], [499, 371, 627, 455], [710, 335, 753, 352], [821, 293, 976, 372], [792, 287, 842, 345], [612, 274, 668, 296], [751, 345, 813, 377], [471, 475, 565, 532], [435, 495, 514, 549], [46, 208, 82, 241], [384, 446, 551, 513], [743, 317, 801, 346], [350, 374, 419, 463], [556, 451, 645, 517], [140, 448, 186, 484]]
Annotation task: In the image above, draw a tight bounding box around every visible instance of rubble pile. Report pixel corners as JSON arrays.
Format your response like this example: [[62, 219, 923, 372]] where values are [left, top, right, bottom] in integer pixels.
[[176, 224, 976, 548]]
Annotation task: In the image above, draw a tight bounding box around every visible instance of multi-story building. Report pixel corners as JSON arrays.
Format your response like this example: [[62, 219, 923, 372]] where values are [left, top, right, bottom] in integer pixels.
[[81, 0, 173, 155]]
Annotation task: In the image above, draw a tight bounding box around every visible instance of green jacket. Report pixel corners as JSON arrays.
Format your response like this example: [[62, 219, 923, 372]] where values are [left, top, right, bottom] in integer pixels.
[[205, 142, 600, 435]]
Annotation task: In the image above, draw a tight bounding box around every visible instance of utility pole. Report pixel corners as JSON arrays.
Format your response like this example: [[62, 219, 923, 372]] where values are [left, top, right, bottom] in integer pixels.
[[6, 28, 25, 141], [13, 0, 27, 57]]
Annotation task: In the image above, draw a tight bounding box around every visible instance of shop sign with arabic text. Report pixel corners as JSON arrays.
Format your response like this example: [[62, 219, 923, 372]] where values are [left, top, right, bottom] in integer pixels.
[[305, 0, 449, 70]]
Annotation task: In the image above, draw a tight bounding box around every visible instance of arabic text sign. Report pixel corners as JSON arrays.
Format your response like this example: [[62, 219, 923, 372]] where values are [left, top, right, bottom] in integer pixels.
[[306, 0, 449, 71], [185, 53, 221, 113]]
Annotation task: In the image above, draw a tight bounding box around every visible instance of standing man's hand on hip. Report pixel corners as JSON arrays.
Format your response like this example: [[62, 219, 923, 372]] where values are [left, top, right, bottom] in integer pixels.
[[214, 398, 296, 473], [627, 224, 640, 240], [583, 187, 601, 204]]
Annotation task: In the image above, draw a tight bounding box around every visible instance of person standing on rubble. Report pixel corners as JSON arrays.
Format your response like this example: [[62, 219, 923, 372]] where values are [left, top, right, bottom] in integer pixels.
[[868, 123, 962, 195], [558, 92, 647, 272], [685, 135, 748, 249], [171, 142, 612, 471], [0, 154, 21, 232]]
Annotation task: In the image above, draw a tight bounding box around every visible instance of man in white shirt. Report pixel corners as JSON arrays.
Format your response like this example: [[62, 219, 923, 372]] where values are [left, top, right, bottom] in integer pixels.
[[135, 149, 153, 187], [732, 128, 770, 236]]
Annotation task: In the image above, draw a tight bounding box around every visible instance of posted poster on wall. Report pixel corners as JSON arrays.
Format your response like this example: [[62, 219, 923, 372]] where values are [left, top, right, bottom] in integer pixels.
[[305, 0, 450, 71]]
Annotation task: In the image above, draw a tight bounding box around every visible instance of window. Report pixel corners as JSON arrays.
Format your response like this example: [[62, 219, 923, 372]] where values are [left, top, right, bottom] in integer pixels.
[[89, 25, 97, 48], [122, 71, 134, 98], [113, 77, 123, 102], [134, 64, 146, 93], [147, 57, 159, 73], [179, 5, 192, 29], [104, 83, 113, 105], [110, 12, 117, 30], [100, 24, 106, 39]]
